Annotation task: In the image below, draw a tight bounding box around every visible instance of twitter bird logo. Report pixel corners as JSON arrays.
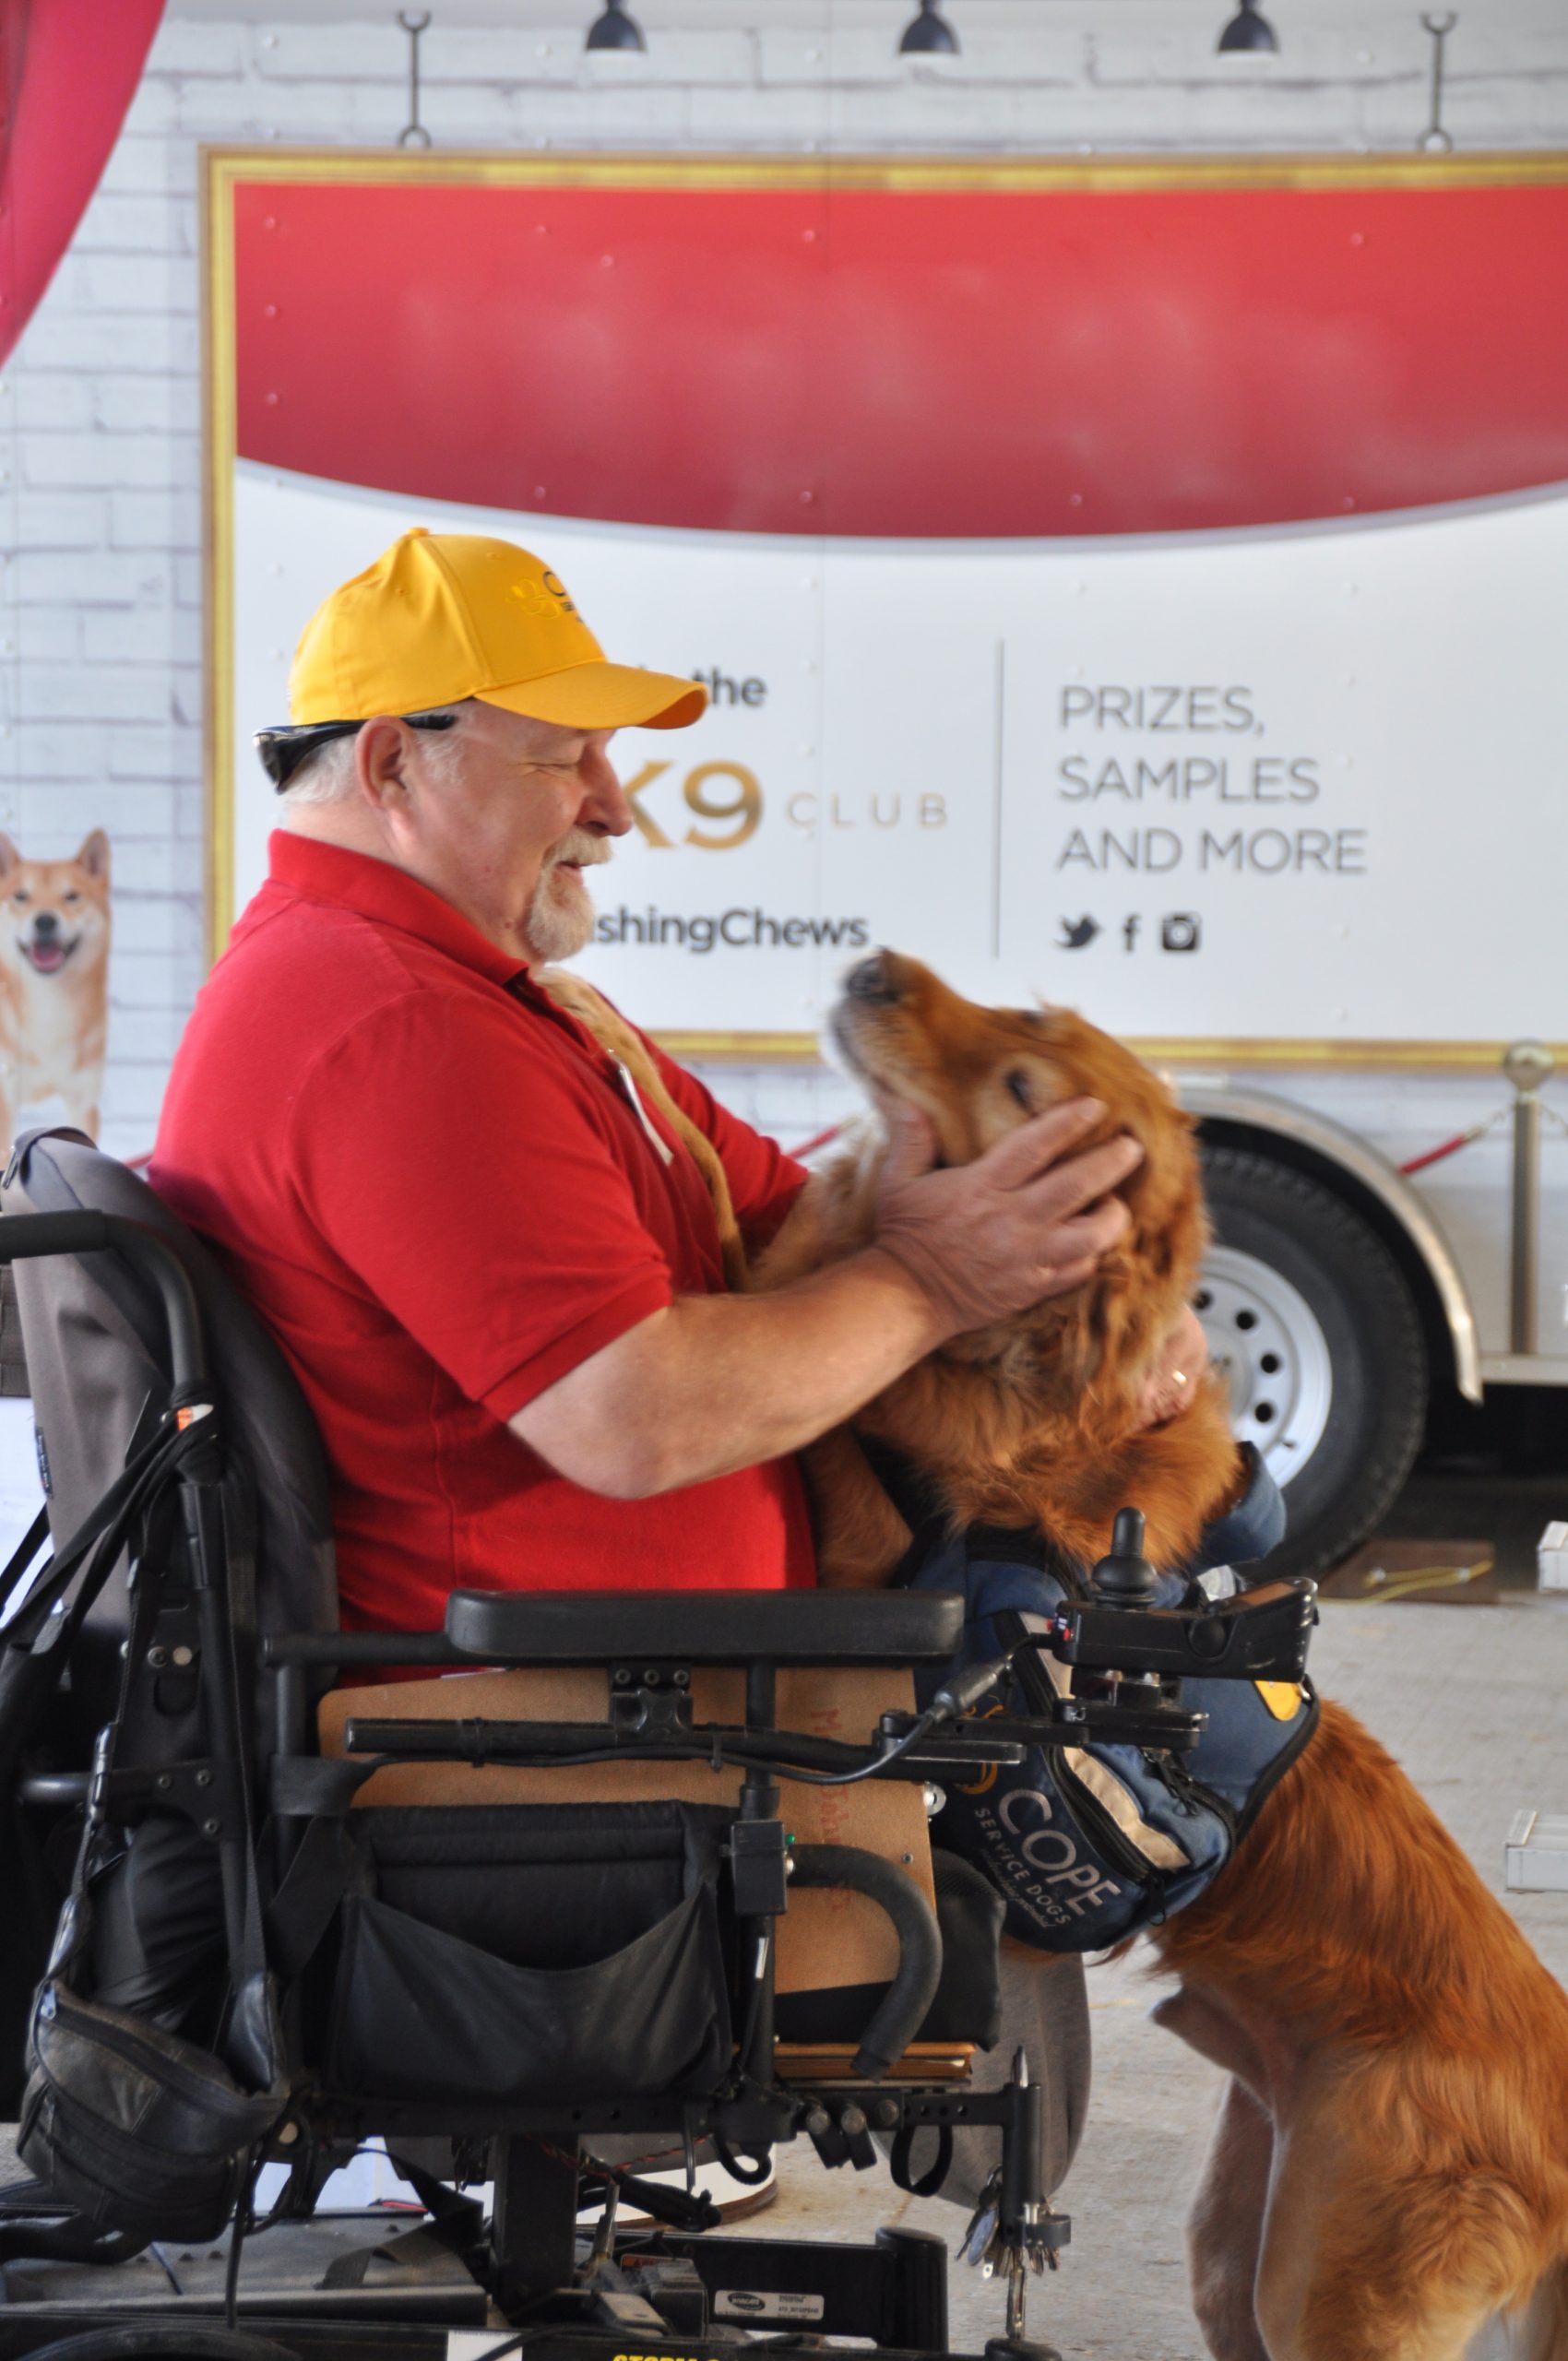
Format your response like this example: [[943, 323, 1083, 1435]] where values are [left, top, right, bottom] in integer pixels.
[[1058, 916, 1101, 950]]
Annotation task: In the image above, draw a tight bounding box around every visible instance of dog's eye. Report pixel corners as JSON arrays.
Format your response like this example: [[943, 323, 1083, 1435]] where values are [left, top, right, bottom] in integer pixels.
[[62, 891, 80, 906], [1005, 1070, 1033, 1111], [10, 892, 28, 908]]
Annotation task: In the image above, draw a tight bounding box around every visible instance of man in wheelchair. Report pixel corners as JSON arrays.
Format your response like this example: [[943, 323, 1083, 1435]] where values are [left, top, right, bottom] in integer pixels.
[[149, 527, 1145, 1642], [0, 535, 1311, 2361]]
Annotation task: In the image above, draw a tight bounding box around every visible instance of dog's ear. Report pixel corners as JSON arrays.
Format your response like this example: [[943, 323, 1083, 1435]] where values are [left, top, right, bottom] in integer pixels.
[[76, 830, 110, 881], [0, 835, 18, 881]]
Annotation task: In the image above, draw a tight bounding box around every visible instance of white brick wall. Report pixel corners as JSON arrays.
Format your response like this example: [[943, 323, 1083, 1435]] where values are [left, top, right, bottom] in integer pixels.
[[2, 0, 1565, 1154]]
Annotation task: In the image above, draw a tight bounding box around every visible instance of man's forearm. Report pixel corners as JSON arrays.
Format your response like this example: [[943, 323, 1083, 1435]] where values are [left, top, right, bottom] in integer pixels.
[[510, 1251, 945, 1498], [511, 1095, 1145, 1500]]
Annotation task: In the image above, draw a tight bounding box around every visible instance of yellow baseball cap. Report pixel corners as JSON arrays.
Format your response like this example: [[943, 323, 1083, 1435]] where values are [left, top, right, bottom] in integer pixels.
[[288, 528, 707, 731]]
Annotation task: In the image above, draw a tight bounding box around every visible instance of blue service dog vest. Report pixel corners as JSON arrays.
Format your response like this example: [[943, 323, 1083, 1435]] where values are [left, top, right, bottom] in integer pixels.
[[906, 1527, 1318, 1953]]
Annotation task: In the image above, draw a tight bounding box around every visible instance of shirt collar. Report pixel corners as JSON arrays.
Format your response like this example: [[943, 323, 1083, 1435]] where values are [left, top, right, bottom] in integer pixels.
[[267, 831, 529, 991]]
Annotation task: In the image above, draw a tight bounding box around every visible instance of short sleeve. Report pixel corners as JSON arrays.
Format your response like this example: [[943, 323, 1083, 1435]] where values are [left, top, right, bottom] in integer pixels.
[[288, 989, 676, 1418]]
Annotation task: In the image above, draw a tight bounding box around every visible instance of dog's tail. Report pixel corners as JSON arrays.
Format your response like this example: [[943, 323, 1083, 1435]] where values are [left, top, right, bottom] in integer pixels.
[[1518, 2256, 1568, 2361]]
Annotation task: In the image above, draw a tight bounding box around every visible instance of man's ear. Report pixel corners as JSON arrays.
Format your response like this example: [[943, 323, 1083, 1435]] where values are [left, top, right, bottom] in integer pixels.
[[354, 717, 413, 811]]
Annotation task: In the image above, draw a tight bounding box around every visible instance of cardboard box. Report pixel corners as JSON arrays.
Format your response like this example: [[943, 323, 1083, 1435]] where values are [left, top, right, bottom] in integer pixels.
[[1506, 1809, 1568, 1891], [1538, 1522, 1568, 1593]]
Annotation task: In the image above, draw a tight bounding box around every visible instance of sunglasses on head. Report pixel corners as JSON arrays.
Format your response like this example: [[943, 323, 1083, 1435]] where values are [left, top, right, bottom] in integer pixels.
[[254, 712, 459, 792]]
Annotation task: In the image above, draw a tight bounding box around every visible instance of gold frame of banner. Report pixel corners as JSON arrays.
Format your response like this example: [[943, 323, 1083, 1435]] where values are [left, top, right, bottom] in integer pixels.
[[204, 147, 1568, 1068]]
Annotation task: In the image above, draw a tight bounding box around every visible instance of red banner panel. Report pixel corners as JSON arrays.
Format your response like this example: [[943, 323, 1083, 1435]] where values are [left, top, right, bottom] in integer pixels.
[[234, 171, 1568, 540]]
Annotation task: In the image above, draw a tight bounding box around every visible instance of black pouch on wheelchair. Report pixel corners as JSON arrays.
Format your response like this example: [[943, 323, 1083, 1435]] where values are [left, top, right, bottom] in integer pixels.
[[19, 1975, 282, 2246], [323, 1800, 733, 2107]]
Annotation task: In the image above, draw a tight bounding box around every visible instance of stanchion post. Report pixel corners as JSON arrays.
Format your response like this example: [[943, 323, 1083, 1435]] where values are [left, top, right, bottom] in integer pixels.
[[1503, 1039, 1554, 1356]]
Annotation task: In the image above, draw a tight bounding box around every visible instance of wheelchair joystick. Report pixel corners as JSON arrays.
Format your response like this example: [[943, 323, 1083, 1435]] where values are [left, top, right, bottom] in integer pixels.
[[1088, 1506, 1157, 1607], [1071, 1505, 1168, 1736]]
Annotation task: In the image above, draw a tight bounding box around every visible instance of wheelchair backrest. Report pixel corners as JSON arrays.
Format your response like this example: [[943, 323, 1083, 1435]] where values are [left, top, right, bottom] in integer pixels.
[[2, 1128, 339, 1661]]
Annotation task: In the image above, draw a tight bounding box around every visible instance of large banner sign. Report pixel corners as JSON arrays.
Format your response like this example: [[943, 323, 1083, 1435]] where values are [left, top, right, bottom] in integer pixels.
[[206, 155, 1568, 1062]]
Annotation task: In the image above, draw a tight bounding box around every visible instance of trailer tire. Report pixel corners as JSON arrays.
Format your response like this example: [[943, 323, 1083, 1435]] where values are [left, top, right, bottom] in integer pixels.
[[1197, 1146, 1428, 1583]]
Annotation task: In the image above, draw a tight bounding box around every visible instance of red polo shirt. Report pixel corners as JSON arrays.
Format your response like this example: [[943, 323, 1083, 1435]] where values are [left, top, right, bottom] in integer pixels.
[[150, 834, 815, 1633]]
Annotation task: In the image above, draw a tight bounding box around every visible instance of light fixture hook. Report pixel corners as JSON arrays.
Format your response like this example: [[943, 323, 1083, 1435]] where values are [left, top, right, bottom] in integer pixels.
[[397, 10, 433, 148], [898, 0, 960, 57], [1217, 0, 1279, 56], [586, 0, 647, 53], [1419, 12, 1458, 152]]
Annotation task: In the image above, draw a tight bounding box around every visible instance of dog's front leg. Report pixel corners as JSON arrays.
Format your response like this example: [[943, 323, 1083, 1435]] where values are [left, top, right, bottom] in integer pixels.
[[1187, 2075, 1276, 2361], [799, 1426, 912, 1587], [750, 1180, 832, 1292], [1151, 1984, 1280, 2359]]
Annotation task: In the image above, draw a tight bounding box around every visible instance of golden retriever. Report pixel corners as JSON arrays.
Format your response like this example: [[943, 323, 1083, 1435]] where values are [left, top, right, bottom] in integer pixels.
[[547, 951, 1568, 2361]]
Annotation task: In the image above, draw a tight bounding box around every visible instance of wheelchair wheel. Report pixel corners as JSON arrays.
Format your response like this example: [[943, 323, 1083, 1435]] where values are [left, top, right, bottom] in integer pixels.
[[26, 2330, 300, 2361]]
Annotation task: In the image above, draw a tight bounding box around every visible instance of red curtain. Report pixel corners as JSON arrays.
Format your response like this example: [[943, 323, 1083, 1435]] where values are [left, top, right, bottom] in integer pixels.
[[0, 0, 165, 372]]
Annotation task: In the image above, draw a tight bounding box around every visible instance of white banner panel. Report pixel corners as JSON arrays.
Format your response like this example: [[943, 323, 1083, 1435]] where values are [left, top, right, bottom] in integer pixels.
[[232, 465, 1568, 1049]]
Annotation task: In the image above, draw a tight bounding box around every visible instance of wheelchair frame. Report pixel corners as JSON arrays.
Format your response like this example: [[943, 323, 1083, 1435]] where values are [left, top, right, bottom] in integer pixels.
[[0, 1206, 1071, 2361]]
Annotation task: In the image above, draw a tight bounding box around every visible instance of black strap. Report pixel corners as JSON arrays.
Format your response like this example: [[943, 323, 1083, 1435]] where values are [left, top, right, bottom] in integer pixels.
[[380, 2153, 485, 2253], [859, 1436, 944, 1536], [889, 2121, 954, 2199], [0, 1422, 197, 1807], [0, 1504, 50, 1624], [4, 1410, 196, 1650], [265, 1812, 363, 1976], [269, 1751, 386, 1819], [41, 1432, 282, 2082], [964, 1524, 1051, 1572], [711, 2136, 773, 2187], [863, 1439, 1075, 1596]]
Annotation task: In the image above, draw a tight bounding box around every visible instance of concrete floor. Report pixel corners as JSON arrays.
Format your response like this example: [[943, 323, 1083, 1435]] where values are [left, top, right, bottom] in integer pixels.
[[754, 1587, 1568, 2359], [6, 1548, 1568, 2356]]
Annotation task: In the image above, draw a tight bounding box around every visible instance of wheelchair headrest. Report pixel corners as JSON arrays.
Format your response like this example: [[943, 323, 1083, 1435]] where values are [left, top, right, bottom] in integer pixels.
[[2, 1129, 338, 1644]]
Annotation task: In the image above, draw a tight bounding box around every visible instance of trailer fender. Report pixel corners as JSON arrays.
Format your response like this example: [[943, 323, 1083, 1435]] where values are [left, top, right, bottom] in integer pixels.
[[1177, 1084, 1481, 1406]]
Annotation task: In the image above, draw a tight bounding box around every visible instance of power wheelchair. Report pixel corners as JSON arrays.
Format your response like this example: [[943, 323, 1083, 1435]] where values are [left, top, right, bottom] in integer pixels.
[[0, 1131, 1315, 2361]]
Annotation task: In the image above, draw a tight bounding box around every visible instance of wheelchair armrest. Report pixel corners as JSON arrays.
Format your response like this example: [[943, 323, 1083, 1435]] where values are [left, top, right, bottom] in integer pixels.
[[443, 1587, 965, 1667]]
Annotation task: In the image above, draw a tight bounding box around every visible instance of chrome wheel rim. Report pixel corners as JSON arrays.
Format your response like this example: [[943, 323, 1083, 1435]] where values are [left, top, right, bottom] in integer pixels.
[[1195, 1245, 1334, 1484]]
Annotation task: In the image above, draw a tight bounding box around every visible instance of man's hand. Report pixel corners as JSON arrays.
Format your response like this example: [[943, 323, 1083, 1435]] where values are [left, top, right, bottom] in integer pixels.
[[1134, 1303, 1210, 1428], [868, 1097, 1144, 1341], [513, 1097, 1146, 1499]]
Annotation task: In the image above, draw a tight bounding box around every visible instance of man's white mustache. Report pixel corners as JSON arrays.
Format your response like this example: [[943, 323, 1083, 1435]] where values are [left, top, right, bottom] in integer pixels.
[[546, 833, 612, 870]]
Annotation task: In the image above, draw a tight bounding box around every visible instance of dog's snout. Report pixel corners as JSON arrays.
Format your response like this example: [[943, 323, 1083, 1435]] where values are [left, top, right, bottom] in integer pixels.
[[843, 952, 901, 1006], [31, 911, 58, 938]]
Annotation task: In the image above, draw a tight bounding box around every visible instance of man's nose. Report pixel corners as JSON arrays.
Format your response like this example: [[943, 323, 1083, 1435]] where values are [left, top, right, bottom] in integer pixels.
[[580, 745, 635, 837]]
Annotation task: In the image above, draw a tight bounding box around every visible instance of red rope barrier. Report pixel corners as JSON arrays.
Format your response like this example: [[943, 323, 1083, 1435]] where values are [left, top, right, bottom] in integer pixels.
[[1399, 1115, 1500, 1176], [788, 1124, 844, 1160]]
